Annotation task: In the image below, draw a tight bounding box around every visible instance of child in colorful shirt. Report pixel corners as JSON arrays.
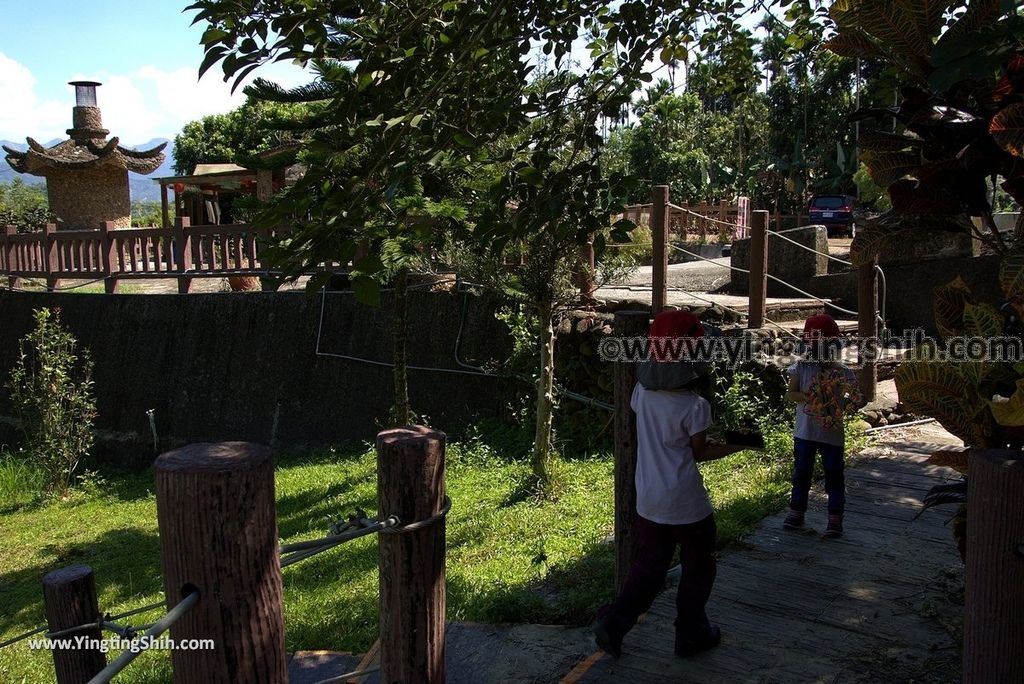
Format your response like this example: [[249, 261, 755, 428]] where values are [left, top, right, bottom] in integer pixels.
[[784, 314, 863, 537]]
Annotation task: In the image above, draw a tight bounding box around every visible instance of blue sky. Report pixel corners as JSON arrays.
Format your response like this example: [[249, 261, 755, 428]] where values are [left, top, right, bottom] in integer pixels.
[[0, 1, 309, 143]]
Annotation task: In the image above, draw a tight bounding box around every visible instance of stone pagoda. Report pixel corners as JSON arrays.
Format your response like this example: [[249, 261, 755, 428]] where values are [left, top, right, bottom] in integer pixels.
[[2, 81, 167, 229]]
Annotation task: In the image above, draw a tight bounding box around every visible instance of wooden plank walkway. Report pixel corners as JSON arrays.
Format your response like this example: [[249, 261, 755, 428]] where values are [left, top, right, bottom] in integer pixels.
[[564, 423, 966, 684]]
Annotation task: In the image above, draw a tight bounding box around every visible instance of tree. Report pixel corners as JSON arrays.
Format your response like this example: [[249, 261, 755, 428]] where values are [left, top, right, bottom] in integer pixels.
[[0, 179, 52, 233], [171, 98, 310, 175], [186, 0, 782, 485]]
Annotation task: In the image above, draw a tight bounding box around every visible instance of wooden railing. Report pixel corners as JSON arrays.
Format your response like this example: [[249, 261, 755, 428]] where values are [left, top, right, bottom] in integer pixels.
[[1, 220, 280, 293], [621, 197, 751, 242]]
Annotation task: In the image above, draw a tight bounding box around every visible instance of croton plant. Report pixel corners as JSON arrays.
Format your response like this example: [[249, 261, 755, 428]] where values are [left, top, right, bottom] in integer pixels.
[[825, 1, 1023, 558], [825, 0, 1024, 453]]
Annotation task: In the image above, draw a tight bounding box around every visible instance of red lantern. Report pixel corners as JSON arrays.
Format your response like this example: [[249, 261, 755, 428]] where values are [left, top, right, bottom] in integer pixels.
[[173, 182, 185, 194]]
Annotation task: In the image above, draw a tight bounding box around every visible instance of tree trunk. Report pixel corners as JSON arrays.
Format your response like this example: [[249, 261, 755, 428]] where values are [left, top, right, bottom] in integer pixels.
[[393, 269, 411, 426], [532, 298, 556, 486]]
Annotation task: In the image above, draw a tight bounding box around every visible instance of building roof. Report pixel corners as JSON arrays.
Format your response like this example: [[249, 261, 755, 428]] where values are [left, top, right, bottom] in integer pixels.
[[3, 136, 167, 176]]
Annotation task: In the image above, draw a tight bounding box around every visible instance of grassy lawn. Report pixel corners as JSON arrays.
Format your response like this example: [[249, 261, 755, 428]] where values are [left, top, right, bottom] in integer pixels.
[[0, 427, 797, 683]]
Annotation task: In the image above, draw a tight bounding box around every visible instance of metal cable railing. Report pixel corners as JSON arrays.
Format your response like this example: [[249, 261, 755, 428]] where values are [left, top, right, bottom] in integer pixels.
[[86, 591, 200, 684]]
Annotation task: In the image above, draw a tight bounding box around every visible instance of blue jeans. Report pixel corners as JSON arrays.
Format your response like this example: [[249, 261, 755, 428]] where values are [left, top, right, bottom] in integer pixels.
[[790, 437, 845, 515]]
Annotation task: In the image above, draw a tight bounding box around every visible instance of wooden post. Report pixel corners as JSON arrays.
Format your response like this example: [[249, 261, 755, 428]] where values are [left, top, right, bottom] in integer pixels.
[[748, 210, 769, 330], [100, 222, 119, 294], [2, 225, 18, 290], [42, 565, 106, 684], [154, 443, 287, 684], [613, 311, 649, 593], [651, 186, 669, 314], [175, 217, 193, 294], [257, 169, 273, 202], [43, 223, 58, 291], [857, 258, 878, 403], [576, 235, 596, 304], [160, 183, 171, 229], [965, 450, 1024, 683], [376, 426, 447, 684]]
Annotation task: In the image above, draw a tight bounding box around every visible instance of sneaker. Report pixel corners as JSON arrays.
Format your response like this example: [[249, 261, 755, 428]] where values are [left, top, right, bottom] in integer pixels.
[[593, 616, 623, 658], [675, 624, 722, 657], [783, 510, 805, 530], [823, 515, 843, 538]]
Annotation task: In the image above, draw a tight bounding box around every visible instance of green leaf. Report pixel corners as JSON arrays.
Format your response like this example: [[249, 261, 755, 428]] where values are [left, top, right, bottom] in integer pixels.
[[990, 379, 1024, 427], [518, 167, 543, 186], [352, 276, 381, 306]]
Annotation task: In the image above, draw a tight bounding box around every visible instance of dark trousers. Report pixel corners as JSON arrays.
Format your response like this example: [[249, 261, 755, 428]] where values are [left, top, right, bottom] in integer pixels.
[[790, 437, 846, 515], [604, 513, 717, 640]]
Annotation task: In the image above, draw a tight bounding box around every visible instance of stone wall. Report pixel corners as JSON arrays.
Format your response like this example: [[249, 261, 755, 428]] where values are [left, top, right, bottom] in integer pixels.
[[730, 225, 829, 294], [47, 167, 132, 229], [800, 253, 1004, 337], [0, 289, 516, 466]]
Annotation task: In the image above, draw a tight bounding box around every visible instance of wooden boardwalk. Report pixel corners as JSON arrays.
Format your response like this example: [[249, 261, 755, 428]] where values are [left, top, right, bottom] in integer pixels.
[[289, 423, 967, 684], [564, 423, 965, 684]]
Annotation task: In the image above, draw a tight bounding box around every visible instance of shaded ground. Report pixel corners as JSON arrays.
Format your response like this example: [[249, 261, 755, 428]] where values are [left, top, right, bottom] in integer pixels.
[[294, 422, 965, 684]]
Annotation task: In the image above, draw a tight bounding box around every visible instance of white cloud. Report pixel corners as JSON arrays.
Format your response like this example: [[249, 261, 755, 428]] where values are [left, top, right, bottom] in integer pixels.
[[0, 53, 69, 143], [0, 52, 311, 145]]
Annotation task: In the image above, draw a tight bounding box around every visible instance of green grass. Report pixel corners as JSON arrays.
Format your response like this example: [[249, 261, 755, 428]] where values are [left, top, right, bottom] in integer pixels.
[[0, 427, 801, 683]]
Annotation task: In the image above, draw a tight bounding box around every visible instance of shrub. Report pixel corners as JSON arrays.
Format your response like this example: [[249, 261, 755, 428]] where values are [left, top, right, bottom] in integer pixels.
[[6, 308, 96, 494]]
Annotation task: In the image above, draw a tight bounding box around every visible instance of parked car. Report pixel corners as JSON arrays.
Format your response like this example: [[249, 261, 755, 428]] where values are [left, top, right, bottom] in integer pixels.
[[808, 194, 857, 237]]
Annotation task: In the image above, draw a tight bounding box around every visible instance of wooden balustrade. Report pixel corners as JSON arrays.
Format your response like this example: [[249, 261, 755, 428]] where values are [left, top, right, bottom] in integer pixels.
[[0, 222, 288, 292]]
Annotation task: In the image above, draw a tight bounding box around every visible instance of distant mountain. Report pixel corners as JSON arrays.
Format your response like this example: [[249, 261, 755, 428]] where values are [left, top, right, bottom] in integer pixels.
[[127, 138, 175, 202], [0, 137, 176, 203]]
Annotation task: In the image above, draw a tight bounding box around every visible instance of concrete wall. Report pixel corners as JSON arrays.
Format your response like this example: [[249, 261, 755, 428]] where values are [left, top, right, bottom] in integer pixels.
[[730, 225, 828, 294], [800, 253, 1004, 337], [0, 289, 516, 466]]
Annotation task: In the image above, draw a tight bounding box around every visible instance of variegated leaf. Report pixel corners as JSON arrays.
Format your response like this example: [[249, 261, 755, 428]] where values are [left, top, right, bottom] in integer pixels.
[[896, 346, 993, 447], [824, 31, 885, 59], [1000, 250, 1024, 300], [963, 302, 1003, 339], [938, 0, 1005, 47], [862, 149, 920, 189], [858, 130, 923, 152], [990, 379, 1024, 427], [934, 277, 974, 340], [991, 103, 1024, 158]]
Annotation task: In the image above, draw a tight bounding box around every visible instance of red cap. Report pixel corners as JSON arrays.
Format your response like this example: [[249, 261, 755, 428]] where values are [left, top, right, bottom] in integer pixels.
[[649, 310, 703, 362], [803, 314, 841, 341]]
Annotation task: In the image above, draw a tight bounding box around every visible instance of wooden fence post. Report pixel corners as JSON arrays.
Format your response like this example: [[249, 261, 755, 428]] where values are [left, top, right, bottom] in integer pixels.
[[748, 210, 769, 330], [100, 222, 119, 294], [42, 565, 106, 684], [2, 225, 18, 290], [174, 217, 193, 294], [43, 223, 58, 292], [154, 443, 287, 684], [377, 426, 447, 684], [857, 258, 878, 403], [613, 311, 649, 593], [964, 450, 1024, 684], [651, 186, 669, 314], [576, 235, 597, 304]]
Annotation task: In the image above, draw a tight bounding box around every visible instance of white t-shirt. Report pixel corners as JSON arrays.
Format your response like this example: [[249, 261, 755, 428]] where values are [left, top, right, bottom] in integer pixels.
[[630, 383, 714, 525]]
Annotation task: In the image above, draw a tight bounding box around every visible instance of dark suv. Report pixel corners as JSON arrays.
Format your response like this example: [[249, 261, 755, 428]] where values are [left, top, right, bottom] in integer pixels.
[[808, 194, 856, 237]]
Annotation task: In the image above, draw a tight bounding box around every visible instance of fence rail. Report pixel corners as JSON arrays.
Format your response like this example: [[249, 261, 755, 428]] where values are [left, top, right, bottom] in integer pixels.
[[621, 197, 751, 242], [1, 220, 285, 293]]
